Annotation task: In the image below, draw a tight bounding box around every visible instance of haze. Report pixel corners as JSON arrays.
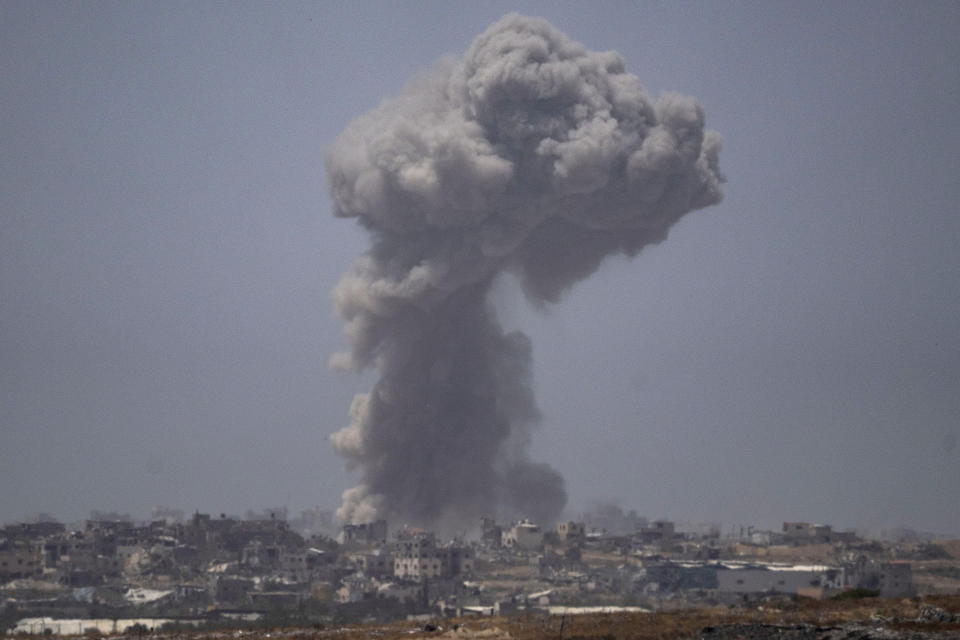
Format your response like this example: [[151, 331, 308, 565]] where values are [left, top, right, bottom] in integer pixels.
[[1, 1, 958, 535]]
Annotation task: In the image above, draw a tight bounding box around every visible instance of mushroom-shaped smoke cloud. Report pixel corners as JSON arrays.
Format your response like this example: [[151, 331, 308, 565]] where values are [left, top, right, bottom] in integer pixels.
[[326, 14, 724, 530]]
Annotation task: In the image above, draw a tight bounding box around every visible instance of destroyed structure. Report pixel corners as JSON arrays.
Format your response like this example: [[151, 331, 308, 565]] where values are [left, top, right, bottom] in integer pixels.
[[2, 509, 954, 634]]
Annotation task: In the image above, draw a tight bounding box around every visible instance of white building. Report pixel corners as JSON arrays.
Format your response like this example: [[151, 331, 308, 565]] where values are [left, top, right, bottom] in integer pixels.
[[716, 564, 844, 595]]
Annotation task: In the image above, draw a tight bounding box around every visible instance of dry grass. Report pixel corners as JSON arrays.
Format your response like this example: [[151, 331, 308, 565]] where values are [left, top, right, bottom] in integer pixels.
[[14, 596, 960, 640], [367, 597, 960, 640], [455, 595, 960, 640]]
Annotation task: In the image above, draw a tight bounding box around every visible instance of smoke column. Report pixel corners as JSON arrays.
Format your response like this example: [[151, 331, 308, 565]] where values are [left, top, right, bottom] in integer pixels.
[[326, 14, 724, 529]]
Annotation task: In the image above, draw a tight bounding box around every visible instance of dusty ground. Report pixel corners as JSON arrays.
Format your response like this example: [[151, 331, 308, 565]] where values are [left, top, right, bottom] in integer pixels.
[[940, 541, 960, 560], [726, 544, 838, 565], [913, 564, 960, 594], [10, 595, 959, 640]]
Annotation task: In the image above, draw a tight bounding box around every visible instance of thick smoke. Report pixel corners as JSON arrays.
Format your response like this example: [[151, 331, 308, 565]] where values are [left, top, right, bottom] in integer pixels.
[[326, 14, 723, 529]]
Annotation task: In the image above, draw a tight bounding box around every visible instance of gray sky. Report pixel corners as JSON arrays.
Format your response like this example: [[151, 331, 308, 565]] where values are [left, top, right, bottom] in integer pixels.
[[2, 1, 958, 534]]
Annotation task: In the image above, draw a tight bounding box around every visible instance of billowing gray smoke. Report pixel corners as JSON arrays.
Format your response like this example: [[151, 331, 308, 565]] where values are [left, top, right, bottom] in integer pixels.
[[326, 14, 724, 529]]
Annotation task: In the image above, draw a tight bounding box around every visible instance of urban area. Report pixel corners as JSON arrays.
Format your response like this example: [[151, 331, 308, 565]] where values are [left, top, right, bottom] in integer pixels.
[[2, 507, 959, 635]]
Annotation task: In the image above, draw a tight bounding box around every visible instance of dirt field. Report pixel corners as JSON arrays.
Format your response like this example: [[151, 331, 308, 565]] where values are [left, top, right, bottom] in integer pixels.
[[12, 595, 958, 640]]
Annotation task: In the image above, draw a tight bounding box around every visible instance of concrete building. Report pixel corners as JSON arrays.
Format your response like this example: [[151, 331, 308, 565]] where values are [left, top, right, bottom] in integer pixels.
[[556, 521, 585, 543], [0, 540, 40, 579], [781, 522, 842, 544], [635, 521, 676, 547], [393, 534, 474, 581], [337, 574, 376, 603], [502, 520, 542, 550], [877, 562, 913, 597], [1, 522, 65, 540], [240, 540, 280, 569], [212, 575, 256, 604], [347, 548, 394, 579], [480, 517, 502, 548], [377, 581, 422, 603], [340, 520, 387, 548], [117, 544, 151, 574], [640, 561, 719, 592], [782, 522, 811, 539], [279, 550, 309, 581], [849, 560, 914, 597], [717, 564, 844, 596]]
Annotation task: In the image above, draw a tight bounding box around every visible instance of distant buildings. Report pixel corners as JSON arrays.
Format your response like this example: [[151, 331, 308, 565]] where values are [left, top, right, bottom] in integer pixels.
[[0, 510, 933, 634], [714, 560, 914, 599], [636, 521, 676, 548], [781, 522, 857, 545]]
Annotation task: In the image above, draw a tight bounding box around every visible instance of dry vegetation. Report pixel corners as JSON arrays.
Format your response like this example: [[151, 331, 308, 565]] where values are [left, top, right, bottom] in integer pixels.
[[14, 596, 958, 640], [495, 596, 960, 640]]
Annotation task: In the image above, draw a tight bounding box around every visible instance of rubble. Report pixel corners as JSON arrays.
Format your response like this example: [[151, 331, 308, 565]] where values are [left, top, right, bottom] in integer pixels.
[[695, 624, 918, 640], [916, 605, 957, 623]]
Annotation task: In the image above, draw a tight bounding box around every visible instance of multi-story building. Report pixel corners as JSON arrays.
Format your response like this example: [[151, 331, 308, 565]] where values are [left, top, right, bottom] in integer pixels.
[[0, 540, 40, 579], [347, 548, 394, 579], [481, 517, 502, 548], [393, 534, 473, 581], [340, 520, 388, 548]]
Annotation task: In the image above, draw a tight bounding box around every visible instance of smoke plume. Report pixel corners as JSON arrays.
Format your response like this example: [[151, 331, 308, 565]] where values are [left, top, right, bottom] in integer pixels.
[[326, 14, 724, 529]]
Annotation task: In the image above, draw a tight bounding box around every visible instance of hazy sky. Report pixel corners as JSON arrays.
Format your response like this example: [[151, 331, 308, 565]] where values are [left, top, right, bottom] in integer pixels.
[[2, 1, 958, 534]]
